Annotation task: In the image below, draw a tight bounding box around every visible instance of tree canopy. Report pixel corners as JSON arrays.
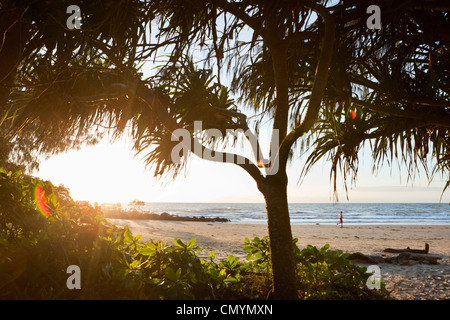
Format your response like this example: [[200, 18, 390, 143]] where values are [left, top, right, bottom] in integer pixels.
[[2, 0, 448, 196]]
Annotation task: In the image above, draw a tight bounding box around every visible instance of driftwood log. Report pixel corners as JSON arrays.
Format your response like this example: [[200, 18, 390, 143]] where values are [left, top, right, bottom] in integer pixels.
[[347, 252, 385, 264], [384, 252, 442, 265], [383, 243, 429, 254], [347, 243, 442, 265]]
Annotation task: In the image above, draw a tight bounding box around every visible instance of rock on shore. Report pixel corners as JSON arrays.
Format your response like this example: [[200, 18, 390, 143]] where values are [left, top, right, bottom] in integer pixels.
[[103, 209, 229, 222]]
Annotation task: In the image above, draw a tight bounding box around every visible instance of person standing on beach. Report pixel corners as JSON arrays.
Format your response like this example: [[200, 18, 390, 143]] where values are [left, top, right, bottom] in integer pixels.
[[338, 211, 343, 228]]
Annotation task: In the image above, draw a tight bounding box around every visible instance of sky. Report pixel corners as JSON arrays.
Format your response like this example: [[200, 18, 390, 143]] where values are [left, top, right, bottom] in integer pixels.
[[34, 133, 449, 204]]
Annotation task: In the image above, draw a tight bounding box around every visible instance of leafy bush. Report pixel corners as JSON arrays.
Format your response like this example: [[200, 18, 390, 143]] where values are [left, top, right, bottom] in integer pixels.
[[0, 168, 389, 299], [296, 243, 388, 299], [0, 168, 141, 299], [243, 236, 389, 300]]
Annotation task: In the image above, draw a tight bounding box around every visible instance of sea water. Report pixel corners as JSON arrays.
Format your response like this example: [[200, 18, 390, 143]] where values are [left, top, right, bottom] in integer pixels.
[[125, 202, 450, 225]]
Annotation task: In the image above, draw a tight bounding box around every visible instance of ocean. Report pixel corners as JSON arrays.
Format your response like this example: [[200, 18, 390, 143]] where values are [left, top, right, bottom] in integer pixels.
[[126, 202, 450, 225]]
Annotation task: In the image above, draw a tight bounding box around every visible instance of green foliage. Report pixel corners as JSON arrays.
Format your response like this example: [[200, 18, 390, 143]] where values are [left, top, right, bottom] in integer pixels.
[[0, 169, 388, 299], [243, 236, 389, 300], [295, 243, 388, 299]]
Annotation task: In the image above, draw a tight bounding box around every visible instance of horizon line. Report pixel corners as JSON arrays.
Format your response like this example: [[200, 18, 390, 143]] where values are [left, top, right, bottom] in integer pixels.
[[97, 201, 449, 205]]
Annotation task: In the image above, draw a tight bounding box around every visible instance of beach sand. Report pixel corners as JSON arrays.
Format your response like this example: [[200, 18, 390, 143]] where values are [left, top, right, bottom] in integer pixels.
[[110, 219, 450, 300]]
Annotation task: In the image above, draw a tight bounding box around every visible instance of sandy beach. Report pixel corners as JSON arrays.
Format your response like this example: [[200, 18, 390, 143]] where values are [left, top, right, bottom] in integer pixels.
[[110, 219, 450, 300]]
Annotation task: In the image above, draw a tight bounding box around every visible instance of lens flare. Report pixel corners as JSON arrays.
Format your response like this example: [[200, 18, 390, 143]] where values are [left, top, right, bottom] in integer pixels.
[[35, 185, 50, 218]]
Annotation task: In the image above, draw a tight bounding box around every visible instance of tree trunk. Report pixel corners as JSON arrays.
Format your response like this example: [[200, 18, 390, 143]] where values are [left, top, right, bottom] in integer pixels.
[[258, 175, 298, 299]]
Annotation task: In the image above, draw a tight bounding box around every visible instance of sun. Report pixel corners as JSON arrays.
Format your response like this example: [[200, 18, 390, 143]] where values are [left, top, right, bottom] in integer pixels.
[[35, 136, 266, 204], [35, 138, 153, 204]]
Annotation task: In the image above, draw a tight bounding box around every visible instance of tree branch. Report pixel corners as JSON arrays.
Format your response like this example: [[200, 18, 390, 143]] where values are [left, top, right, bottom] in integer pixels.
[[214, 0, 268, 41], [352, 98, 450, 128], [190, 137, 265, 183], [280, 4, 336, 155], [211, 105, 268, 169]]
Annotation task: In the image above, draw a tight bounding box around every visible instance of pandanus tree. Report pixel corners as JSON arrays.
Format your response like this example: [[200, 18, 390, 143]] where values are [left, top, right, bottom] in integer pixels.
[[1, 0, 449, 299]]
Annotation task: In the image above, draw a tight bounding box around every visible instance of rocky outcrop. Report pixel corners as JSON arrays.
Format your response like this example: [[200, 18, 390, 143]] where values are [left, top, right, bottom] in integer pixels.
[[104, 209, 230, 222]]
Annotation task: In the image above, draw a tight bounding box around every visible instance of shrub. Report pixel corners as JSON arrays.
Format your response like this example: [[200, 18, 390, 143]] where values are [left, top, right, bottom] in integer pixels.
[[296, 244, 388, 299]]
